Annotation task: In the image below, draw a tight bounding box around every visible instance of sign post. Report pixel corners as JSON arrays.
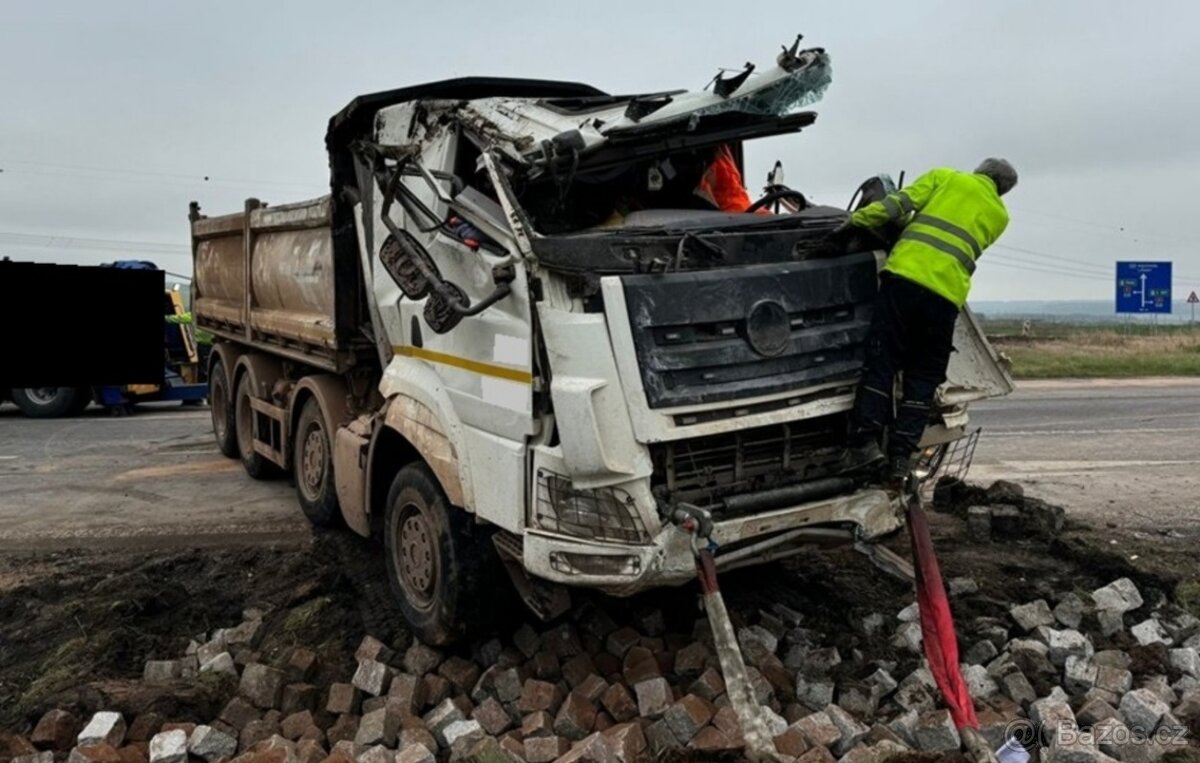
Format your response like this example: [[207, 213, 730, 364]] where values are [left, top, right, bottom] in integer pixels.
[[1188, 290, 1198, 325], [1116, 262, 1172, 316]]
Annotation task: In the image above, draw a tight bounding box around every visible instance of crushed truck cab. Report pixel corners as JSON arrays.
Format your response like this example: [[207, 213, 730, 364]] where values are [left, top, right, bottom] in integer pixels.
[[191, 40, 1013, 643]]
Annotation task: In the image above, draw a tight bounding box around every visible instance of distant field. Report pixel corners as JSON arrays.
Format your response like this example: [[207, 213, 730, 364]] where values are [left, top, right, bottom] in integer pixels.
[[982, 321, 1200, 378]]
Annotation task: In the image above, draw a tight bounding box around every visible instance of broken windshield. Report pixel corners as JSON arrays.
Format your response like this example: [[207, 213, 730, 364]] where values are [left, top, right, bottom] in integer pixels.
[[694, 48, 832, 118], [506, 46, 833, 236], [510, 131, 828, 237]]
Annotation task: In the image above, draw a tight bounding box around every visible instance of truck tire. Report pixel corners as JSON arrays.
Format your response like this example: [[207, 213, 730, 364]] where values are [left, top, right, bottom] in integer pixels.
[[383, 463, 499, 645], [234, 374, 279, 479], [209, 360, 238, 458], [11, 387, 85, 418], [293, 396, 341, 527]]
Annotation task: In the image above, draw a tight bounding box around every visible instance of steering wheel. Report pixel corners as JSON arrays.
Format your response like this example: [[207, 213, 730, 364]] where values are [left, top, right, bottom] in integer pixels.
[[745, 186, 808, 214]]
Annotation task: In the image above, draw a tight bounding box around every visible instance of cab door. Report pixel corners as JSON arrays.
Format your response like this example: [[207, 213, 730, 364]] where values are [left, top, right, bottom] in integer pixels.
[[370, 119, 535, 532]]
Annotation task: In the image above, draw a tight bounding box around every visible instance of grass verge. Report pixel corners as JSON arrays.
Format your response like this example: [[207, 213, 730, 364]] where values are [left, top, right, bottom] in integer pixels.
[[988, 329, 1200, 378]]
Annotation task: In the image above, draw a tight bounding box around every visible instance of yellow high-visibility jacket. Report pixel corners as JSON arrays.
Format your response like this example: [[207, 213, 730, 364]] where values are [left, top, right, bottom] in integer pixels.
[[849, 168, 1009, 307]]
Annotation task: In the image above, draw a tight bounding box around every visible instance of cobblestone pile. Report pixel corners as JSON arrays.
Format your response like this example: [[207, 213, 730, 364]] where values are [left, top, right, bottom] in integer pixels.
[[6, 573, 1200, 763]]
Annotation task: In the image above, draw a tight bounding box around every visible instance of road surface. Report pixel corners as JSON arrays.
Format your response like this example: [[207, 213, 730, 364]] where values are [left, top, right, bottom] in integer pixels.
[[0, 403, 305, 551], [969, 377, 1200, 534], [1, 378, 1196, 550]]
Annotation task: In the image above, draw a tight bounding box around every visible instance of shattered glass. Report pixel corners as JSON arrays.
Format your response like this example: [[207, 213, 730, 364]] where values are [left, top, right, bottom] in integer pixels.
[[696, 52, 833, 118]]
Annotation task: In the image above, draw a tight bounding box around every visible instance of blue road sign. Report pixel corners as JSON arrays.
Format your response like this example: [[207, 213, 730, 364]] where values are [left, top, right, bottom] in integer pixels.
[[1116, 261, 1172, 314]]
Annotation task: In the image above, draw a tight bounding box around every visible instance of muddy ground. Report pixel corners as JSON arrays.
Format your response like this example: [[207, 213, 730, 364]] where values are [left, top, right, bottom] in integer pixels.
[[1, 486, 1198, 737]]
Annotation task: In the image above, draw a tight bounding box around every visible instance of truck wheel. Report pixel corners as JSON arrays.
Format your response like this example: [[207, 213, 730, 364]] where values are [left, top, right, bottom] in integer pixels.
[[209, 360, 237, 458], [11, 387, 83, 418], [234, 374, 279, 479], [293, 397, 341, 527], [384, 463, 498, 645]]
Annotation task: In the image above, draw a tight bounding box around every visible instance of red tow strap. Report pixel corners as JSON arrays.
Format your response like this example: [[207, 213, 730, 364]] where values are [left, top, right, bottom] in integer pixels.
[[908, 496, 980, 730], [696, 547, 720, 595]]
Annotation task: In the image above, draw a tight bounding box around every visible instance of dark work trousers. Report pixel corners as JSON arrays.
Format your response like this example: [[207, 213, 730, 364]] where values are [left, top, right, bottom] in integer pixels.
[[851, 272, 960, 461]]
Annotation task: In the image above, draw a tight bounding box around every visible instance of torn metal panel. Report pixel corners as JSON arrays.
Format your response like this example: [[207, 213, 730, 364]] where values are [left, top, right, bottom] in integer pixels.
[[941, 307, 1016, 404]]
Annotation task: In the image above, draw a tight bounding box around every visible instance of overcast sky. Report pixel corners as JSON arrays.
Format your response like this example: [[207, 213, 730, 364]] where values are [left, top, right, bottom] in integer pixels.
[[2, 1, 1198, 302]]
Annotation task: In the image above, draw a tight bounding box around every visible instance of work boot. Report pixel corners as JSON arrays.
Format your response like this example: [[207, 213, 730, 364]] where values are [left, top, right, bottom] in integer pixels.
[[883, 455, 915, 495], [842, 439, 885, 478]]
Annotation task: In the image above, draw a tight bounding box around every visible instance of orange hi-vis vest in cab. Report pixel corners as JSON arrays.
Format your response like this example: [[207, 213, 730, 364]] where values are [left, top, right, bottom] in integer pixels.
[[694, 145, 761, 214]]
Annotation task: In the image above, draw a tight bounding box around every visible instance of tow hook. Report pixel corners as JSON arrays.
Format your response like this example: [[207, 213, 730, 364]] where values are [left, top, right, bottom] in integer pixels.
[[670, 502, 714, 539]]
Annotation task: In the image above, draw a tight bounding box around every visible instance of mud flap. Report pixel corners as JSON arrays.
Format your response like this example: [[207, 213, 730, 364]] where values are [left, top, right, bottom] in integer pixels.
[[334, 422, 370, 536]]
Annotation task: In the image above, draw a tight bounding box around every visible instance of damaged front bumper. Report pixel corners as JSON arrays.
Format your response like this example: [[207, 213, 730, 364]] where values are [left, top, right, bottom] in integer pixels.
[[520, 487, 903, 596]]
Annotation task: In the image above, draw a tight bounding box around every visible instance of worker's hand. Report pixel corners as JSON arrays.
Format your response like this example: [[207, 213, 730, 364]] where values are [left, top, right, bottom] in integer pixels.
[[832, 219, 854, 235]]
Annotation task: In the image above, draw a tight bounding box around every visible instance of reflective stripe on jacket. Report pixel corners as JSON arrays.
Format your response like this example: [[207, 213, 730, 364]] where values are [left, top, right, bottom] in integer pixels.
[[849, 168, 1009, 307]]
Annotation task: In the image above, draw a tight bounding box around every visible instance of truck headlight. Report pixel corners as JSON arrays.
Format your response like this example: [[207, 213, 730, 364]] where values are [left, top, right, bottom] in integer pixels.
[[535, 470, 648, 543]]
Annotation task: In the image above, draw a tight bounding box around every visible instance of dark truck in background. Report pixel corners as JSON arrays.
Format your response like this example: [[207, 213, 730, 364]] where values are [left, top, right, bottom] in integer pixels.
[[0, 259, 202, 417]]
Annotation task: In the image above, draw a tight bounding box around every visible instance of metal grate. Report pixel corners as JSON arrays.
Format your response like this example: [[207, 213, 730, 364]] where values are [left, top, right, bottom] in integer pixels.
[[916, 427, 981, 498], [649, 416, 865, 510], [535, 471, 647, 543]]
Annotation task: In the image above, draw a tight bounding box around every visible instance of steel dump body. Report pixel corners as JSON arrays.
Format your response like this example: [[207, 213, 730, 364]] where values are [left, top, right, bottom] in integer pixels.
[[190, 197, 368, 372]]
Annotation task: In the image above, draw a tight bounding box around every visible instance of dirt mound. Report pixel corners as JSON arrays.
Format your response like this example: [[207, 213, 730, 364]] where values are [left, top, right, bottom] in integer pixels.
[[2, 479, 1198, 756], [0, 532, 403, 729]]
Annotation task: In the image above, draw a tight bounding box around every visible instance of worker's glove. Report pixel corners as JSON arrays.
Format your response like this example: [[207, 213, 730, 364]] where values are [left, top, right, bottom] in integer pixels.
[[832, 219, 854, 235]]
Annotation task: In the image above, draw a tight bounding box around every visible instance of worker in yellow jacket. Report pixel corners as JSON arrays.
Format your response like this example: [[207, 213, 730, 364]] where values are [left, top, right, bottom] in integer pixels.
[[841, 158, 1017, 486]]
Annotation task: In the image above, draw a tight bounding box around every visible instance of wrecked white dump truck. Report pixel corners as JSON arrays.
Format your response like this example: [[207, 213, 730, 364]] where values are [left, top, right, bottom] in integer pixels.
[[191, 41, 1013, 644]]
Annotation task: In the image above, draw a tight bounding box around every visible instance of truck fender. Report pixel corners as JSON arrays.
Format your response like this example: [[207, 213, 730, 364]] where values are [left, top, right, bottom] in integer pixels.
[[372, 359, 472, 512], [379, 395, 467, 509], [233, 353, 284, 400], [287, 374, 354, 451]]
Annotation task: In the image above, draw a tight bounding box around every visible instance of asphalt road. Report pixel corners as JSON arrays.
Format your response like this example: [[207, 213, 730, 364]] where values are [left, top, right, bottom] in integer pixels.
[[0, 378, 1196, 550], [0, 402, 306, 551], [969, 377, 1200, 534]]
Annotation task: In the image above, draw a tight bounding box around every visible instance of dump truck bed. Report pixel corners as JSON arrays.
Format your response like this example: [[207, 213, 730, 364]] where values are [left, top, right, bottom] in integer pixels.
[[190, 196, 370, 372]]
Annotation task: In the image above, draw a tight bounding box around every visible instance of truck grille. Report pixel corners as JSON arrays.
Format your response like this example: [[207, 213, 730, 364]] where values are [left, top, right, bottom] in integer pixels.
[[619, 253, 877, 408], [650, 416, 858, 510]]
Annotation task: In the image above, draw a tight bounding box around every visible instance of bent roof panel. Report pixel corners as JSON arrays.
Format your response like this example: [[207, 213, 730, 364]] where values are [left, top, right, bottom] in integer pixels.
[[325, 77, 607, 152]]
